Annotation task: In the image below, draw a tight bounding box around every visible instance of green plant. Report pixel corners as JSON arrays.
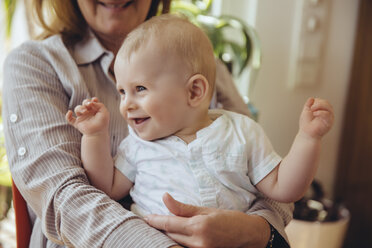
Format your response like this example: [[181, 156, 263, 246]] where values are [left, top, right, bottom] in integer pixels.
[[170, 0, 261, 81], [0, 123, 11, 188], [1, 0, 15, 189], [3, 0, 17, 38], [0, 94, 11, 188], [0, 96, 12, 220]]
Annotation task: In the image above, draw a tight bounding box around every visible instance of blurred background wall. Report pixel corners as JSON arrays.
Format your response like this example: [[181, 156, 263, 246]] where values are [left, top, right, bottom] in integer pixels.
[[217, 0, 360, 198]]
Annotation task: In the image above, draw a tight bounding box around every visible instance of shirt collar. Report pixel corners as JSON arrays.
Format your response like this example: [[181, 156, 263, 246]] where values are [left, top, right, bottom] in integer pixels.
[[196, 110, 225, 139], [73, 29, 113, 65]]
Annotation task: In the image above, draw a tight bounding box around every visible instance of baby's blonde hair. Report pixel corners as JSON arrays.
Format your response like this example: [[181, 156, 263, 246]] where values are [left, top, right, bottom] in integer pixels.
[[117, 14, 216, 94]]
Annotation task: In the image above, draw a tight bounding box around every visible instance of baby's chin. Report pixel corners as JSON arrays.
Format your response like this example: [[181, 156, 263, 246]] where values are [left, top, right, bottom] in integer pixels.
[[129, 125, 175, 141], [135, 131, 164, 142]]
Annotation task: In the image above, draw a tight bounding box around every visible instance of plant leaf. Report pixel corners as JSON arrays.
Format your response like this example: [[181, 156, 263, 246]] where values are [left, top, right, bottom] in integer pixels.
[[3, 0, 17, 38]]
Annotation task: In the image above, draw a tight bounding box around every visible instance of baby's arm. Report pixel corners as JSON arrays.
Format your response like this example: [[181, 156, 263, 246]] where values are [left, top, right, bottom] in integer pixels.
[[66, 98, 132, 200], [256, 98, 334, 203]]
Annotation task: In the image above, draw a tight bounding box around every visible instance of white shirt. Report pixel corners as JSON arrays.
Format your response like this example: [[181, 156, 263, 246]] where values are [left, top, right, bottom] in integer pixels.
[[115, 109, 282, 216]]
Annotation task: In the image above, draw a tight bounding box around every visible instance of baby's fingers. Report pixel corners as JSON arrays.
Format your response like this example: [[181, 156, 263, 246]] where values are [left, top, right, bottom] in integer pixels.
[[311, 98, 333, 112], [313, 110, 334, 127], [304, 97, 315, 109], [74, 105, 88, 116], [83, 98, 101, 112], [65, 110, 76, 125]]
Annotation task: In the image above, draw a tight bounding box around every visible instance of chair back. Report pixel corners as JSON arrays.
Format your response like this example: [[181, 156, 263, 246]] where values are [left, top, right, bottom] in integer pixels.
[[11, 180, 32, 248]]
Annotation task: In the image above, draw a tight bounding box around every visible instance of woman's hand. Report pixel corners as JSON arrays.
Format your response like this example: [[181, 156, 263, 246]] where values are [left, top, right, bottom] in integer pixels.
[[145, 193, 270, 248]]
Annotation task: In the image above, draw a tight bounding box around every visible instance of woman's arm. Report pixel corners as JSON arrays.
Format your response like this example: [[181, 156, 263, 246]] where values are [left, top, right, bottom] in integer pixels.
[[246, 196, 293, 246], [3, 41, 176, 247], [145, 193, 271, 248], [214, 59, 251, 116]]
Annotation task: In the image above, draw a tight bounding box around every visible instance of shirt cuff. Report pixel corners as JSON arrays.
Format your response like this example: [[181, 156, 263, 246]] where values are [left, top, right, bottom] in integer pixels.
[[103, 218, 177, 248]]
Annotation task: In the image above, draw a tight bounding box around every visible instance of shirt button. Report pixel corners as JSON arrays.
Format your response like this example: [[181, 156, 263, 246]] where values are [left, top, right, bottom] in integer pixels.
[[18, 147, 26, 156], [10, 114, 18, 123]]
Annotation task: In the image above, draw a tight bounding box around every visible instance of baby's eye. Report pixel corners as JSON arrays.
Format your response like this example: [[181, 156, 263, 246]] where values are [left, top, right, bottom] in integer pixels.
[[118, 89, 125, 95], [136, 86, 147, 92]]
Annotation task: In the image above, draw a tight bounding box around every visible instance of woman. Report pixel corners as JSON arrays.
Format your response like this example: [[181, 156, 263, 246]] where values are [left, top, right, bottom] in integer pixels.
[[2, 0, 292, 247]]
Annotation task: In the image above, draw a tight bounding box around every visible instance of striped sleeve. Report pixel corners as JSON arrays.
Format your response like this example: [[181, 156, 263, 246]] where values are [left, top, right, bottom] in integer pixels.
[[2, 40, 176, 247]]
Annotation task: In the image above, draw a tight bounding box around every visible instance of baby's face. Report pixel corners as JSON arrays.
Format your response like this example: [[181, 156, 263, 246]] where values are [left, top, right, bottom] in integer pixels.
[[115, 42, 192, 141]]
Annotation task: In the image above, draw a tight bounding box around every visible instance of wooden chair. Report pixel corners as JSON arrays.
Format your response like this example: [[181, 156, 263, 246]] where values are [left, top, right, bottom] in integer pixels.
[[11, 180, 32, 248]]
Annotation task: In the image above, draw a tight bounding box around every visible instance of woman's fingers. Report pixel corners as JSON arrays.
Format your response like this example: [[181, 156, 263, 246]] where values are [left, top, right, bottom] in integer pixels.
[[146, 214, 214, 247], [145, 193, 218, 244], [163, 193, 207, 217], [145, 193, 208, 235], [146, 196, 270, 248], [145, 214, 192, 235], [166, 232, 194, 248]]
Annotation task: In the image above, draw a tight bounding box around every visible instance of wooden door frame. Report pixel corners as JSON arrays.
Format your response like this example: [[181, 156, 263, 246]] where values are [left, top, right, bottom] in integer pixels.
[[334, 0, 372, 247]]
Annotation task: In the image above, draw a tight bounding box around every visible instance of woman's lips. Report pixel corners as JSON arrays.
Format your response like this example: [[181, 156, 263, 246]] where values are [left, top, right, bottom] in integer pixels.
[[97, 1, 133, 9]]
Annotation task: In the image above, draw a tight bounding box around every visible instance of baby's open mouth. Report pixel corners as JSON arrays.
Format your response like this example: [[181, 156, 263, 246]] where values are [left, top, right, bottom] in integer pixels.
[[134, 117, 150, 125]]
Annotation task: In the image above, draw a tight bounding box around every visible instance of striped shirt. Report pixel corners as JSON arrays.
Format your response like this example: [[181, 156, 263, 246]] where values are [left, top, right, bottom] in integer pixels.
[[2, 31, 292, 247]]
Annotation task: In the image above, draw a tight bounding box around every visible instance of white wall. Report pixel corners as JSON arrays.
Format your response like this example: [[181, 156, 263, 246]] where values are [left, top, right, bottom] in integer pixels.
[[221, 0, 360, 197]]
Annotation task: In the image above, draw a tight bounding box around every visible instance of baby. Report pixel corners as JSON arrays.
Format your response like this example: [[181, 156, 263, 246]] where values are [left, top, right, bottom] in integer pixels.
[[66, 14, 334, 217]]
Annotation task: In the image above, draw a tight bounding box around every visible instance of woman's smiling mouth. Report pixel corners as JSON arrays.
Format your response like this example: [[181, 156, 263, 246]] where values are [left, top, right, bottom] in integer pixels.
[[97, 1, 134, 9]]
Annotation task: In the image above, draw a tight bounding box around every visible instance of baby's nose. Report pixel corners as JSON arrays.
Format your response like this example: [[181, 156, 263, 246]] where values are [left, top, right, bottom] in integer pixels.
[[122, 96, 137, 111]]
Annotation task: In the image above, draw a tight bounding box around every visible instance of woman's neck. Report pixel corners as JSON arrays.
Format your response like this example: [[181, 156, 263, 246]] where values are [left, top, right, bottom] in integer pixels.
[[93, 32, 125, 79], [95, 32, 125, 55]]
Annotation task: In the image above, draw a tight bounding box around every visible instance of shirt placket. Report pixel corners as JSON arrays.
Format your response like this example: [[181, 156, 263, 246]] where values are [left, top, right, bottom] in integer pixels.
[[187, 146, 218, 208]]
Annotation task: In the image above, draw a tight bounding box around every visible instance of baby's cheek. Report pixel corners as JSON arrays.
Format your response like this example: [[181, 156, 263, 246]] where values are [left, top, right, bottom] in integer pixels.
[[119, 103, 126, 117]]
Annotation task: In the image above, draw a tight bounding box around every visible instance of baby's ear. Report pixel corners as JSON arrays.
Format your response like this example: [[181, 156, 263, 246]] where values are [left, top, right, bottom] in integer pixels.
[[186, 74, 210, 107]]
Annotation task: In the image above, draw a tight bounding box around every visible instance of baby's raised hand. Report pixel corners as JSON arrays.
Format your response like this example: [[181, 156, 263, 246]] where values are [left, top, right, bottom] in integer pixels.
[[299, 98, 334, 139], [66, 97, 110, 136]]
